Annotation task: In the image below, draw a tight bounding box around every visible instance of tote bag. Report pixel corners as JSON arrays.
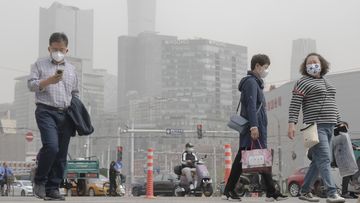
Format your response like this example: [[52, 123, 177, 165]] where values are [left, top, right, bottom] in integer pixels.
[[300, 123, 319, 148], [241, 140, 273, 173]]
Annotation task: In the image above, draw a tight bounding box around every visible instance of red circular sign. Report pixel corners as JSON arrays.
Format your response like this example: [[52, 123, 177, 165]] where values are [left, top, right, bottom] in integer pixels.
[[25, 132, 33, 142]]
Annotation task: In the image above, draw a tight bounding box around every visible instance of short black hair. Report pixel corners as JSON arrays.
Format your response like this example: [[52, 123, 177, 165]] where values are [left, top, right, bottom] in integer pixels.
[[250, 54, 270, 70], [49, 32, 68, 47]]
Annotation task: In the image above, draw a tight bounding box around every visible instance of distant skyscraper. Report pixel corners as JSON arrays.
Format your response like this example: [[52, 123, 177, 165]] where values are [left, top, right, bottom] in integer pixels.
[[104, 73, 118, 113], [290, 38, 317, 81], [118, 34, 248, 129], [39, 2, 94, 68], [117, 32, 177, 116], [161, 39, 247, 130], [127, 0, 156, 36], [12, 75, 38, 161]]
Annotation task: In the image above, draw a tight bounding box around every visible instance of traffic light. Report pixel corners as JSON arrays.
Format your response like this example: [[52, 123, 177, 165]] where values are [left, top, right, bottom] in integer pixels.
[[117, 146, 123, 161], [197, 124, 203, 139]]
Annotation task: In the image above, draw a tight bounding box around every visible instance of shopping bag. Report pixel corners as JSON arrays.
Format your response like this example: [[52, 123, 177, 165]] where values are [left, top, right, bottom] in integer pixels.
[[332, 132, 358, 177], [301, 123, 319, 148], [241, 141, 273, 173]]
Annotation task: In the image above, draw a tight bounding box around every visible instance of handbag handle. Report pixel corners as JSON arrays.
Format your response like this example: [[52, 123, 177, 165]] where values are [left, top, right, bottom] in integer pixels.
[[250, 139, 263, 150]]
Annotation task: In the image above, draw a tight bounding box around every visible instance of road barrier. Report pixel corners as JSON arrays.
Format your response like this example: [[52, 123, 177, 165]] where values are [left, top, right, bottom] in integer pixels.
[[224, 144, 232, 184], [146, 148, 155, 199]]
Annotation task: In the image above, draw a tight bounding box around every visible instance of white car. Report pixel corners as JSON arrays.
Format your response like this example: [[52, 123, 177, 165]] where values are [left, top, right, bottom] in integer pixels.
[[11, 180, 33, 196]]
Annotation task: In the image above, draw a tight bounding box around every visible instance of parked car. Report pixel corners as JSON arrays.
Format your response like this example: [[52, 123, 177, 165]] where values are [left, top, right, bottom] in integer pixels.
[[87, 176, 109, 196], [67, 175, 109, 196], [11, 180, 33, 196], [132, 173, 179, 196], [287, 167, 325, 197]]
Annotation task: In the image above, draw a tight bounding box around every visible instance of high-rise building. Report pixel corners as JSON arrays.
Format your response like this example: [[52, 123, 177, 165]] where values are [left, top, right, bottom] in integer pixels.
[[8, 75, 38, 161], [82, 70, 105, 116], [290, 38, 317, 81], [104, 73, 118, 113], [127, 0, 156, 36], [39, 2, 94, 70], [161, 39, 248, 130], [117, 32, 177, 118]]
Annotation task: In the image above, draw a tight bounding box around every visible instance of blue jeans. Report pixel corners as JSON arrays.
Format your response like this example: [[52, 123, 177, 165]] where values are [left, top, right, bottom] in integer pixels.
[[300, 123, 336, 197], [34, 106, 74, 192]]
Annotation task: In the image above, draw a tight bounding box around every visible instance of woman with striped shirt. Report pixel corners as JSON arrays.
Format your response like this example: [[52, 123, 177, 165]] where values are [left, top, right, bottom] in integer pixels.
[[287, 53, 345, 203]]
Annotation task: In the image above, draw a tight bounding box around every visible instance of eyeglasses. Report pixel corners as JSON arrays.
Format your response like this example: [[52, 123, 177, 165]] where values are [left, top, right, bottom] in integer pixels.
[[49, 48, 67, 53]]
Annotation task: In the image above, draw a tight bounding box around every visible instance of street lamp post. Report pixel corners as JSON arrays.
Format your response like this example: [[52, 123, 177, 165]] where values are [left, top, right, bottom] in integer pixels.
[[272, 113, 282, 193]]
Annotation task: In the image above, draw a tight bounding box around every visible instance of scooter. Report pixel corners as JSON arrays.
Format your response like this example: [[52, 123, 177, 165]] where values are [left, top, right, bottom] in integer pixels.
[[105, 173, 126, 196], [174, 155, 213, 197], [234, 173, 280, 197], [115, 173, 126, 196]]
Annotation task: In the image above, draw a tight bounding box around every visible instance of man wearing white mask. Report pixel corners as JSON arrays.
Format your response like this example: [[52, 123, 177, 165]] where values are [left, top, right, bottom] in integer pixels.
[[224, 54, 288, 201], [28, 32, 78, 201]]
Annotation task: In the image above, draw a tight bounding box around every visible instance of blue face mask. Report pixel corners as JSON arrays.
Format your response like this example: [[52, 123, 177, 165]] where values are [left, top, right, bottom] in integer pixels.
[[306, 63, 321, 76]]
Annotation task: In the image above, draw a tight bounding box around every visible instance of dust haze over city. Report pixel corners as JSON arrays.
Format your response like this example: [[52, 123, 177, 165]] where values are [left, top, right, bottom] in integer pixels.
[[1, 0, 360, 195]]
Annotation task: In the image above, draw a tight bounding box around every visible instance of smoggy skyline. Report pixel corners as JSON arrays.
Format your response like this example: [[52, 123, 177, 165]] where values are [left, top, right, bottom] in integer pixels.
[[0, 0, 359, 104]]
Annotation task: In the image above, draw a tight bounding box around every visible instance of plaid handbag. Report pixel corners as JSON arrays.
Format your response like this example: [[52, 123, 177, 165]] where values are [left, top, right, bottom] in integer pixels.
[[241, 140, 273, 173]]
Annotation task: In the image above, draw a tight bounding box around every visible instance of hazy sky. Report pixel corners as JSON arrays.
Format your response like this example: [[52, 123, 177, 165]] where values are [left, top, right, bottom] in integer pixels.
[[0, 0, 359, 104]]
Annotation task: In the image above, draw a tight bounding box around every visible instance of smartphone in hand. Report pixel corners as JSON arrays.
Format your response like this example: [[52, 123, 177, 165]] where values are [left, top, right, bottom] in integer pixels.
[[56, 69, 63, 75]]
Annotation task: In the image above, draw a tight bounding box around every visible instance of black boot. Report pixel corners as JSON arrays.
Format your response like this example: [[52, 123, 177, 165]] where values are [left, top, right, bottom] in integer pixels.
[[224, 149, 243, 200]]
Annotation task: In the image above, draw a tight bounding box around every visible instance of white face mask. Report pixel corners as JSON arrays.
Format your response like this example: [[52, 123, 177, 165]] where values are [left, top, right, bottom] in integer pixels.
[[306, 63, 321, 76], [51, 51, 65, 62], [260, 68, 269, 78]]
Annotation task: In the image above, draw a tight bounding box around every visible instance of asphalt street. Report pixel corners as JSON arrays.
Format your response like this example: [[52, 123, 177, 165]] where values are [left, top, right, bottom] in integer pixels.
[[0, 196, 359, 203]]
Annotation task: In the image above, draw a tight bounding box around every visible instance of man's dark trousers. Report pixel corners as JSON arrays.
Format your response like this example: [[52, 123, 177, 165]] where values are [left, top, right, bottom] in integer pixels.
[[34, 106, 74, 193]]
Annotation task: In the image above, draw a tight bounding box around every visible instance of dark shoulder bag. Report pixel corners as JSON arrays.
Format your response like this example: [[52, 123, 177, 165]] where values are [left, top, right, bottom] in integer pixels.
[[227, 98, 262, 133]]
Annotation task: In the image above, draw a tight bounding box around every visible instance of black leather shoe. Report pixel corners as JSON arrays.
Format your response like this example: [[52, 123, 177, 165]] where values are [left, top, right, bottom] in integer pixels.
[[341, 192, 358, 199], [33, 182, 46, 199], [224, 190, 241, 201], [44, 190, 65, 201]]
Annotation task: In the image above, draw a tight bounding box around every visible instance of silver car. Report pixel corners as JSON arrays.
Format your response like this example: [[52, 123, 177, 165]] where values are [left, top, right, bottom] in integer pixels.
[[11, 180, 33, 196]]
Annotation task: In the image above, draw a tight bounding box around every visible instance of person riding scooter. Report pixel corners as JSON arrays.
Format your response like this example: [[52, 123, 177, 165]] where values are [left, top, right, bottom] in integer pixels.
[[181, 143, 199, 191], [109, 160, 125, 196]]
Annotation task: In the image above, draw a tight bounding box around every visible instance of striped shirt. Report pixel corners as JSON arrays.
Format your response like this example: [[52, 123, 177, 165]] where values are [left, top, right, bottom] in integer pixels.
[[288, 76, 340, 124], [27, 57, 79, 108]]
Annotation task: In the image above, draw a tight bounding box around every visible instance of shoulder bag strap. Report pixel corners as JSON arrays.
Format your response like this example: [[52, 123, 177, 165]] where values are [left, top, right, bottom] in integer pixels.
[[315, 78, 328, 121]]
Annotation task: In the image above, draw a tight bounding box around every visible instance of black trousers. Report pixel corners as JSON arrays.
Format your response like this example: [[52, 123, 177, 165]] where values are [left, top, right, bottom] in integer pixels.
[[109, 176, 117, 194], [341, 175, 351, 194], [224, 148, 277, 196]]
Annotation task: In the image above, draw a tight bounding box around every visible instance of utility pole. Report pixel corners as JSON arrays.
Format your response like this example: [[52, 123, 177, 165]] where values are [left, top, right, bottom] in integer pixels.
[[86, 105, 91, 159], [130, 119, 135, 184], [273, 114, 282, 193], [213, 146, 217, 189], [107, 144, 110, 178]]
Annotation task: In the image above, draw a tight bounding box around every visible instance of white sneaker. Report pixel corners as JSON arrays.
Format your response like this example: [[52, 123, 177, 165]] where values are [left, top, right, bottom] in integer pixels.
[[265, 197, 275, 202], [299, 192, 320, 202], [326, 193, 345, 203], [189, 184, 195, 190]]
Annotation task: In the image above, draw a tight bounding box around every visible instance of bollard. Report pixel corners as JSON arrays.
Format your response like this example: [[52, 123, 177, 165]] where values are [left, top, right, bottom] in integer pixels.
[[146, 148, 155, 199], [224, 144, 232, 184]]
